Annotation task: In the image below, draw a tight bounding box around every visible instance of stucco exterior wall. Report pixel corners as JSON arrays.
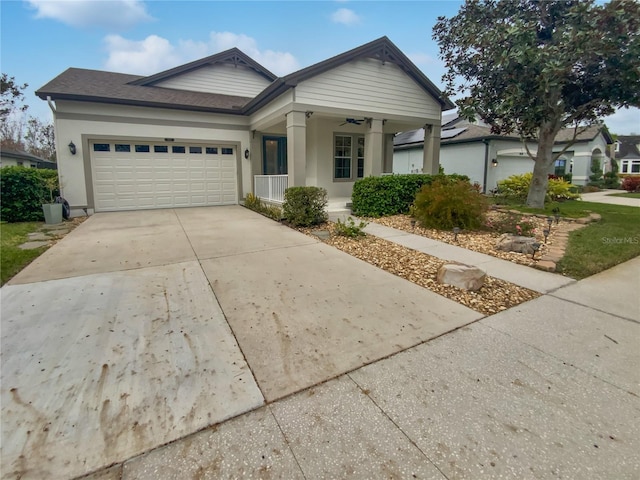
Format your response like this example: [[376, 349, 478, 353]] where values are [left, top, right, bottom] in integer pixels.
[[440, 143, 486, 186]]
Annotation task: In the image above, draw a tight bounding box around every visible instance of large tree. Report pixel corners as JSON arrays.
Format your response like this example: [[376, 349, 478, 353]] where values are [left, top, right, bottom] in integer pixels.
[[25, 116, 56, 161], [433, 0, 640, 207], [1, 73, 28, 122]]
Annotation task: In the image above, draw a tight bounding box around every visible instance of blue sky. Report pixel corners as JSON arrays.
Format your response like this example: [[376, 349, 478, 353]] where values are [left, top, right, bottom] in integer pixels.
[[1, 0, 638, 134]]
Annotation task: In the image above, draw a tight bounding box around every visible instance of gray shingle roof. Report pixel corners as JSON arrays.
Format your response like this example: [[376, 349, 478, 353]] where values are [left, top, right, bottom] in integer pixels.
[[617, 135, 640, 159], [35, 68, 253, 113]]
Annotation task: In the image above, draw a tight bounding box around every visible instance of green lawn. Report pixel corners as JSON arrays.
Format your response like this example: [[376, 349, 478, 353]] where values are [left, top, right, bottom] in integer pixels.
[[1, 222, 48, 285], [607, 192, 640, 199], [501, 200, 640, 279]]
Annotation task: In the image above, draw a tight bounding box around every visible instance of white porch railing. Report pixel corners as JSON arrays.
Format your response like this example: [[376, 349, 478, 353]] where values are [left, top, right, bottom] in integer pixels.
[[254, 175, 288, 204]]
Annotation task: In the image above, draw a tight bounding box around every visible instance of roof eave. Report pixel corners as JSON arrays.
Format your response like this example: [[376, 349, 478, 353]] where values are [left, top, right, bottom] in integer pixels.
[[36, 92, 247, 115], [129, 48, 278, 86]]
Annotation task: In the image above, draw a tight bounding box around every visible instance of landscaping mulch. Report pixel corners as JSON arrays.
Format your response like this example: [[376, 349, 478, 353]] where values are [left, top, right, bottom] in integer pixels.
[[370, 211, 557, 267], [300, 221, 541, 316]]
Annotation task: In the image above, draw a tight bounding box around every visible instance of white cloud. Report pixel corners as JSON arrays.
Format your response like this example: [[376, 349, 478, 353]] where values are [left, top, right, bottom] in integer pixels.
[[603, 107, 640, 136], [27, 0, 152, 30], [207, 32, 299, 76], [331, 8, 360, 26], [103, 32, 300, 77], [104, 35, 182, 74]]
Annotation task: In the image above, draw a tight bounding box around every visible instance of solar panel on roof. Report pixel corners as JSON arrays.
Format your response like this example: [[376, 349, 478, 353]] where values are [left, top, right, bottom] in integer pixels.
[[440, 127, 467, 139]]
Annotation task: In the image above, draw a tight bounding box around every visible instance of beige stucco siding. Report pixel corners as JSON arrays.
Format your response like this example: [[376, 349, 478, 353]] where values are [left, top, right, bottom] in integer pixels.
[[154, 64, 272, 97], [54, 101, 252, 212], [295, 58, 441, 119]]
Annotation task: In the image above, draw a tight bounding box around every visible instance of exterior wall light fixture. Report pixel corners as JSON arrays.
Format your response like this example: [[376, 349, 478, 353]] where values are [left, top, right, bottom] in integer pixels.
[[491, 158, 498, 167], [244, 149, 250, 159], [68, 141, 76, 155]]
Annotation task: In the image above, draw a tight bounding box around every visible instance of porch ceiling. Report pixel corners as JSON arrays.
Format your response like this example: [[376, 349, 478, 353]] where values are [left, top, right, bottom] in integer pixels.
[[253, 111, 435, 136]]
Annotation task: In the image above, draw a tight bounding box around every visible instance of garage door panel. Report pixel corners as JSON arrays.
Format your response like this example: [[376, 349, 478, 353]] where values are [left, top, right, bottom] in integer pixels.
[[91, 142, 237, 211]]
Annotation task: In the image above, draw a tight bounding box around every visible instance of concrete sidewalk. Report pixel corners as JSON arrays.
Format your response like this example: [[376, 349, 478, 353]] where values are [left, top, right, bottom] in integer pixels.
[[360, 221, 575, 294]]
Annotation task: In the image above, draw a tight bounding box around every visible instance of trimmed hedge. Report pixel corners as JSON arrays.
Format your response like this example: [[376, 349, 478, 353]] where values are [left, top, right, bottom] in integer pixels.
[[0, 166, 59, 223], [351, 174, 469, 217], [282, 186, 328, 226]]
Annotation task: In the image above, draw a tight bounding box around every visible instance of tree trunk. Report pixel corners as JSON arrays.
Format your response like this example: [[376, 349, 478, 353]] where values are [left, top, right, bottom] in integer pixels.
[[526, 128, 556, 209]]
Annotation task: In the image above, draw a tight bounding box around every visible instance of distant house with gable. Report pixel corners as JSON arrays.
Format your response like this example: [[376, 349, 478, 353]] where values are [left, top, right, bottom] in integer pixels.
[[614, 135, 640, 176], [0, 149, 57, 169], [394, 112, 613, 192]]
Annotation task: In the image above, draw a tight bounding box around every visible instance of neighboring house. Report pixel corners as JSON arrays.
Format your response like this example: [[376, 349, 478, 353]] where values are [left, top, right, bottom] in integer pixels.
[[35, 37, 452, 216], [614, 135, 640, 176], [0, 149, 57, 169], [394, 113, 613, 191]]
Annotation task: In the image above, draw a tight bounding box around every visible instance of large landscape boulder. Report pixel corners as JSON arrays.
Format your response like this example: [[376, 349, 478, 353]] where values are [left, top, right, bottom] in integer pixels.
[[495, 234, 537, 254], [436, 263, 486, 291]]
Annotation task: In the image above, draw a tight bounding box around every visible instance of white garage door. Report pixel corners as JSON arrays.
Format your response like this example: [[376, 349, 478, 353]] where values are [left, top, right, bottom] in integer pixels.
[[90, 141, 237, 211]]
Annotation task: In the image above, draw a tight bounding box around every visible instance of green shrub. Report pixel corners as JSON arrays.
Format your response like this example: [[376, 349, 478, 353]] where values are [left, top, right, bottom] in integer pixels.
[[282, 186, 328, 227], [243, 193, 282, 221], [497, 172, 580, 202], [603, 171, 620, 189], [351, 174, 469, 217], [0, 167, 59, 223], [588, 157, 603, 186], [412, 178, 488, 230], [496, 172, 533, 200], [621, 176, 640, 192], [547, 176, 581, 201], [334, 217, 368, 237]]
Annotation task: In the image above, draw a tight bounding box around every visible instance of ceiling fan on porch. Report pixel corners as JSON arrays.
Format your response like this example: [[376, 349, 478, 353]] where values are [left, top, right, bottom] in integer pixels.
[[339, 118, 365, 126]]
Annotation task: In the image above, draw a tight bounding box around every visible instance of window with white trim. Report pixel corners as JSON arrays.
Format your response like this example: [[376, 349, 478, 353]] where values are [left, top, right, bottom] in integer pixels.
[[621, 159, 640, 174], [334, 135, 352, 179], [334, 135, 365, 180]]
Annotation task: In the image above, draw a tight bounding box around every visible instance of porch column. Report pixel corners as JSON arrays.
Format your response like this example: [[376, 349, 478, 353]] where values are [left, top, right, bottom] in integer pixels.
[[384, 133, 394, 173], [422, 123, 442, 175], [364, 118, 384, 177], [286, 110, 306, 187]]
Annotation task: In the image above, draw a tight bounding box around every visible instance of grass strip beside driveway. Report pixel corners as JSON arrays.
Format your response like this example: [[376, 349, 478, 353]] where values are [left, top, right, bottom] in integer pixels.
[[1, 222, 47, 286]]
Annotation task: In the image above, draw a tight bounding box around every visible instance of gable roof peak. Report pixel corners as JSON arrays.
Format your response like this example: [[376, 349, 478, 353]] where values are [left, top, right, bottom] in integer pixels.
[[245, 36, 453, 114], [129, 47, 277, 87]]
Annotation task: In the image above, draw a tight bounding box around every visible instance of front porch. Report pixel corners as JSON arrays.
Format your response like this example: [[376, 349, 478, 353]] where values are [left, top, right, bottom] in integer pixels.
[[253, 173, 352, 213], [249, 109, 442, 211]]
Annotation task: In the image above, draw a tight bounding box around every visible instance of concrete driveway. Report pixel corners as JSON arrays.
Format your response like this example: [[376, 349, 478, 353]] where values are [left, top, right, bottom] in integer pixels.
[[1, 206, 481, 479], [580, 189, 640, 207]]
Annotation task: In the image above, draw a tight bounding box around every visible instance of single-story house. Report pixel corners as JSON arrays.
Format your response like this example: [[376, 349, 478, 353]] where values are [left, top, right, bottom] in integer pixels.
[[614, 135, 640, 176], [0, 149, 57, 169], [394, 113, 613, 192], [35, 37, 453, 217]]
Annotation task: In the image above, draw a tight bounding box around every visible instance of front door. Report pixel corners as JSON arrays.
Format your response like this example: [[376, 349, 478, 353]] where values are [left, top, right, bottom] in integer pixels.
[[263, 136, 287, 175]]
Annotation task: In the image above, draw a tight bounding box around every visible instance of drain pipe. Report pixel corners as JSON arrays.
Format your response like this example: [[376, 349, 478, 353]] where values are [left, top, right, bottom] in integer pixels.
[[482, 138, 490, 193], [46, 96, 56, 113]]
